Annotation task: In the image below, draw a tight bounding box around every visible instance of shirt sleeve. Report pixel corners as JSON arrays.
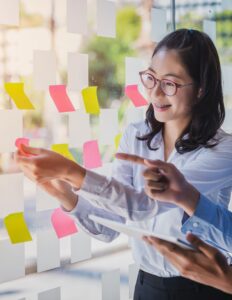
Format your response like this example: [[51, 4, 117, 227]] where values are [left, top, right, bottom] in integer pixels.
[[62, 195, 125, 243], [181, 194, 232, 252], [72, 123, 171, 221]]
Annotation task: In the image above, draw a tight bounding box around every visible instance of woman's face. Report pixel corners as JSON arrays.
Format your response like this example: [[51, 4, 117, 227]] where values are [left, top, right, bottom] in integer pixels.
[[146, 48, 197, 124]]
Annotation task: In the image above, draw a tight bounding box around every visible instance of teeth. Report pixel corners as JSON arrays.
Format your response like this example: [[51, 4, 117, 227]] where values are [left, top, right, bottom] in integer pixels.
[[155, 104, 170, 108]]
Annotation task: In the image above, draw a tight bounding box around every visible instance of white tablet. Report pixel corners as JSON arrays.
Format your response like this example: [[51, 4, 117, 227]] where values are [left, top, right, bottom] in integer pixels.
[[89, 215, 195, 250]]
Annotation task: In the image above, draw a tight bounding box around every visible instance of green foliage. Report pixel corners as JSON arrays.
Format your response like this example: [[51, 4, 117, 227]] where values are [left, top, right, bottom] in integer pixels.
[[83, 6, 141, 107]]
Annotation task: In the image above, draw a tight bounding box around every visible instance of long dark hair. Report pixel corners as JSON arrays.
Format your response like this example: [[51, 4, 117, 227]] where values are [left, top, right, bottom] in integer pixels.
[[138, 29, 225, 154]]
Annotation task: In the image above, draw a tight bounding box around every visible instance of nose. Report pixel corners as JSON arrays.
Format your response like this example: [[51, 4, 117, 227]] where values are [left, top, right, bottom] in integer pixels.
[[151, 80, 164, 98]]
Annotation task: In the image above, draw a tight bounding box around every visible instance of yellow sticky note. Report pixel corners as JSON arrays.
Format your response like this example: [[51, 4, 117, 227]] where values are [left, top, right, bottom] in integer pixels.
[[115, 133, 122, 150], [81, 86, 100, 115], [5, 82, 35, 110], [51, 144, 76, 161], [4, 212, 32, 244]]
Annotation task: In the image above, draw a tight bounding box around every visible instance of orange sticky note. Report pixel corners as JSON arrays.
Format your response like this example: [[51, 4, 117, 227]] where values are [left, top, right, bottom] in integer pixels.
[[51, 208, 78, 238], [5, 82, 35, 109], [49, 85, 75, 112], [82, 86, 100, 115], [125, 84, 148, 107], [15, 137, 30, 156], [4, 212, 32, 244], [83, 140, 102, 169], [51, 144, 76, 161]]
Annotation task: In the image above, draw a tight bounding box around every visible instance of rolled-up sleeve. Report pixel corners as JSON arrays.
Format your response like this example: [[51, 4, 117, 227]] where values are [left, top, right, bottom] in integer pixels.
[[182, 194, 232, 252]]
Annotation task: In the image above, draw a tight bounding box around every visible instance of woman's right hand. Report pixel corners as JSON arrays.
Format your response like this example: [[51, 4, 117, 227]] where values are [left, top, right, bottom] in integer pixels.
[[38, 179, 78, 211]]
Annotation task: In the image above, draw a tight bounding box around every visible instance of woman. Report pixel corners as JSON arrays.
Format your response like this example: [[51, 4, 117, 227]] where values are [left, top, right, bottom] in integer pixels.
[[15, 29, 232, 299]]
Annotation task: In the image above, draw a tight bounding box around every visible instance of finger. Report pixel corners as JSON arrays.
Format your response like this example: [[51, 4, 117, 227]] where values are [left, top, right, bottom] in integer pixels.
[[146, 180, 167, 191], [115, 153, 145, 165], [186, 234, 220, 258], [142, 168, 163, 181], [20, 144, 42, 156]]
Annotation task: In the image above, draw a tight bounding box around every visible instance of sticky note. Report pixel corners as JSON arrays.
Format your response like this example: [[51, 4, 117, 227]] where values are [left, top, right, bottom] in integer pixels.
[[69, 110, 92, 147], [222, 65, 232, 96], [83, 140, 102, 169], [97, 0, 116, 38], [71, 229, 91, 263], [0, 239, 25, 283], [51, 208, 78, 239], [34, 50, 56, 91], [222, 0, 232, 10], [4, 83, 35, 109], [0, 173, 24, 219], [36, 185, 59, 212], [38, 287, 61, 300], [82, 86, 100, 114], [68, 53, 88, 91], [67, 0, 87, 35], [4, 212, 32, 244], [15, 137, 30, 157], [114, 133, 122, 150], [99, 109, 118, 145], [37, 229, 60, 272], [151, 8, 167, 42], [0, 110, 23, 153], [51, 144, 76, 161], [0, 0, 19, 26], [102, 269, 120, 300], [49, 85, 75, 113], [125, 57, 145, 86], [203, 20, 216, 43], [125, 85, 148, 107]]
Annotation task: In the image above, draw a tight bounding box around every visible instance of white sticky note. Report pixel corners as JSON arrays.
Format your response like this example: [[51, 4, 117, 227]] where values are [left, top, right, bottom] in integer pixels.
[[125, 57, 145, 86], [33, 51, 56, 91], [0, 173, 24, 219], [222, 0, 232, 10], [37, 230, 60, 272], [0, 239, 25, 283], [222, 65, 232, 96], [102, 269, 120, 300], [38, 287, 61, 300], [222, 109, 232, 133], [67, 0, 87, 35], [0, 0, 19, 26], [203, 20, 216, 43], [36, 185, 59, 212], [0, 110, 23, 153], [151, 8, 167, 42], [97, 0, 116, 38], [68, 109, 91, 147], [125, 107, 146, 127], [128, 264, 139, 299], [99, 109, 118, 145], [71, 229, 91, 263], [68, 53, 88, 91]]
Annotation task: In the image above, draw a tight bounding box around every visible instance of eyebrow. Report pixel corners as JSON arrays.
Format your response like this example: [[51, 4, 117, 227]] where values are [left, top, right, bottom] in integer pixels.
[[148, 67, 183, 80]]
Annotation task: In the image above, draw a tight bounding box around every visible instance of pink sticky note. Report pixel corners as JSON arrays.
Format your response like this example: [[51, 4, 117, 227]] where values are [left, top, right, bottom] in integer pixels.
[[15, 137, 30, 156], [83, 140, 102, 169], [51, 208, 78, 238], [49, 85, 75, 112], [125, 84, 148, 107]]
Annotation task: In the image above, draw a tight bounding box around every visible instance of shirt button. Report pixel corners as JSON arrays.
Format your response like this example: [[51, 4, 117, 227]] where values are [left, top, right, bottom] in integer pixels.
[[193, 222, 199, 228]]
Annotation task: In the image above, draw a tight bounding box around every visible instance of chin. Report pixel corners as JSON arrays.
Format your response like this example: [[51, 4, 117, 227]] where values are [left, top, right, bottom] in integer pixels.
[[154, 112, 172, 123]]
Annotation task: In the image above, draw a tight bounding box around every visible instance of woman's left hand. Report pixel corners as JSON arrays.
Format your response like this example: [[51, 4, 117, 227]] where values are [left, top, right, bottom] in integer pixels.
[[14, 144, 86, 187]]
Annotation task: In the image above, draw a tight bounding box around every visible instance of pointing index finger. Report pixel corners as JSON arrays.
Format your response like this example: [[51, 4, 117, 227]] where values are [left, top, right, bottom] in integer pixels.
[[115, 153, 146, 165]]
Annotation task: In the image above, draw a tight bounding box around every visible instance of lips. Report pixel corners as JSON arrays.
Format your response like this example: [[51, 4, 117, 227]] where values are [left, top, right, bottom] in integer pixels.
[[154, 103, 171, 108]]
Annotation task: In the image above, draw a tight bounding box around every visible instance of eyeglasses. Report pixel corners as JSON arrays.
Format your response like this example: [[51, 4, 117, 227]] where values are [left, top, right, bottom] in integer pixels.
[[139, 70, 194, 96]]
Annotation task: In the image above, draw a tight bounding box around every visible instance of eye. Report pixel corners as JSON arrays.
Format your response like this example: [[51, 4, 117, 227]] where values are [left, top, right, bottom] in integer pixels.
[[164, 80, 175, 87], [144, 73, 154, 81]]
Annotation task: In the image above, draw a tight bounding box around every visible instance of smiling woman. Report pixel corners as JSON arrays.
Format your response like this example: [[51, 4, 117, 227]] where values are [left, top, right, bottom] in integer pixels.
[[15, 29, 232, 300]]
